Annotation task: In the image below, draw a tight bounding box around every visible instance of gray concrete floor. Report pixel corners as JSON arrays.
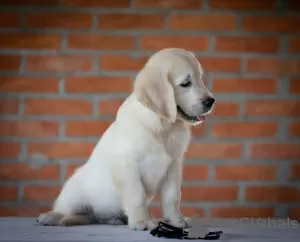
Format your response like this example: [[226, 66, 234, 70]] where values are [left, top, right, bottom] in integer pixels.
[[0, 217, 300, 242]]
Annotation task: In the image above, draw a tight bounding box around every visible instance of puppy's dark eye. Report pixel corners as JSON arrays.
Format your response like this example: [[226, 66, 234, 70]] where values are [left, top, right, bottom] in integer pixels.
[[180, 81, 192, 88]]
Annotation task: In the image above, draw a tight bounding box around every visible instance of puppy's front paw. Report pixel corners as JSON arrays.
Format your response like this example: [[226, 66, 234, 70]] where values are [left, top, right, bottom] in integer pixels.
[[168, 216, 191, 228], [129, 219, 159, 231]]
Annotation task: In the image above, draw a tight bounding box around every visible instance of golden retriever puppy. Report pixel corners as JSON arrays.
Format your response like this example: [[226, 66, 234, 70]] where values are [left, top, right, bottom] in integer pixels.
[[37, 48, 215, 230]]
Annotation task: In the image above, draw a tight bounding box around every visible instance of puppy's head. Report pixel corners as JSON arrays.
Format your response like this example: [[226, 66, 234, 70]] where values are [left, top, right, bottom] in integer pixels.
[[134, 48, 215, 125]]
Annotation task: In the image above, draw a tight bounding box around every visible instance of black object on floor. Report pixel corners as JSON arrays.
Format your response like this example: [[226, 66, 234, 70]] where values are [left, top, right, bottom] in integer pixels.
[[150, 221, 223, 240]]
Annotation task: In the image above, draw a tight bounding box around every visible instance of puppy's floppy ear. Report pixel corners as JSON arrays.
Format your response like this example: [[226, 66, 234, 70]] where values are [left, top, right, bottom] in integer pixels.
[[134, 66, 177, 123]]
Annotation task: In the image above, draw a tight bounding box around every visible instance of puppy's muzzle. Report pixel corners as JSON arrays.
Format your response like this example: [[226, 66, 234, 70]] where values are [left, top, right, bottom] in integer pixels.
[[202, 97, 215, 110]]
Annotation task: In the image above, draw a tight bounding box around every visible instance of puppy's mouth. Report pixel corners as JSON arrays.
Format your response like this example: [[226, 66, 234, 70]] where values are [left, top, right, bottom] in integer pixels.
[[177, 106, 206, 122]]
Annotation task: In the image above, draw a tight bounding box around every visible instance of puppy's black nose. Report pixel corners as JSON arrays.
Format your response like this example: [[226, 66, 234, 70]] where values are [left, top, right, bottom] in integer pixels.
[[202, 97, 215, 108]]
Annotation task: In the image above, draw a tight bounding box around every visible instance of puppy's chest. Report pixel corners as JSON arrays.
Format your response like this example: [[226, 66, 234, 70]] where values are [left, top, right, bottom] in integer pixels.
[[139, 153, 171, 196], [139, 128, 190, 195], [162, 126, 191, 160]]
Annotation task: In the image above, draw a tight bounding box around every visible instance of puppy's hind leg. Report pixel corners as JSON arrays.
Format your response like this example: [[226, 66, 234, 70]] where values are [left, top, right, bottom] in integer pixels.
[[106, 213, 128, 225], [37, 211, 64, 226], [38, 212, 96, 227], [59, 214, 97, 226], [37, 169, 89, 226]]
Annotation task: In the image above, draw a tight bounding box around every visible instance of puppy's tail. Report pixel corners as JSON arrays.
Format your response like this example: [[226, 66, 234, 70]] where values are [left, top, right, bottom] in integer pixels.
[[37, 211, 95, 226]]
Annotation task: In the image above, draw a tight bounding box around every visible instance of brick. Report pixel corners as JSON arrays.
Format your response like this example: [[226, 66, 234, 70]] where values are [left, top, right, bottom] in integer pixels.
[[290, 163, 300, 180], [249, 143, 300, 159], [25, 55, 92, 72], [148, 207, 161, 218], [0, 142, 20, 158], [149, 206, 204, 218], [0, 185, 18, 201], [179, 207, 204, 217], [289, 207, 300, 221], [245, 100, 300, 116], [288, 37, 300, 52], [0, 33, 60, 49], [135, 0, 202, 9], [0, 12, 19, 28], [23, 185, 61, 202], [152, 195, 160, 202], [182, 164, 208, 181], [209, 0, 276, 10], [289, 78, 300, 94], [246, 58, 300, 74], [289, 122, 300, 137], [27, 142, 95, 159], [215, 36, 279, 53], [65, 163, 83, 178], [140, 35, 208, 51], [0, 206, 50, 217], [187, 143, 242, 159], [214, 165, 277, 181], [0, 99, 18, 114], [169, 14, 236, 30], [65, 77, 132, 93], [191, 125, 205, 136], [100, 56, 148, 71], [0, 0, 57, 6], [212, 102, 239, 116], [245, 186, 298, 202], [182, 186, 238, 201], [0, 55, 20, 70], [0, 163, 60, 180], [61, 0, 130, 7], [0, 120, 58, 137], [24, 12, 92, 29], [65, 121, 112, 136], [0, 76, 58, 93], [210, 206, 274, 218], [98, 99, 124, 115], [290, 0, 300, 10], [212, 77, 276, 93], [24, 99, 92, 115], [197, 57, 241, 72], [242, 16, 300, 32], [99, 14, 164, 29], [68, 34, 134, 50], [149, 207, 204, 219], [212, 122, 278, 138]]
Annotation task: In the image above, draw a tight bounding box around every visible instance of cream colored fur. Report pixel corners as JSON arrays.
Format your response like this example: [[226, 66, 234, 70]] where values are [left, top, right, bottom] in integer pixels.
[[37, 48, 214, 230]]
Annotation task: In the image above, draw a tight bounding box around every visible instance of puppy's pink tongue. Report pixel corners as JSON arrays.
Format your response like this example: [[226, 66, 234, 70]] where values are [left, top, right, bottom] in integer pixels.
[[197, 115, 206, 121]]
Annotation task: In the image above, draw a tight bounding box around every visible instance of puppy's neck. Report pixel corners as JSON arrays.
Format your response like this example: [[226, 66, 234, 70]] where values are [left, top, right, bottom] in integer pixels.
[[116, 93, 186, 133]]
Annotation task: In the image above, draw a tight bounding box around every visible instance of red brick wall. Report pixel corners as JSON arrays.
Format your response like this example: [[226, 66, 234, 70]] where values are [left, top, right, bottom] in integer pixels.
[[0, 0, 300, 220]]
